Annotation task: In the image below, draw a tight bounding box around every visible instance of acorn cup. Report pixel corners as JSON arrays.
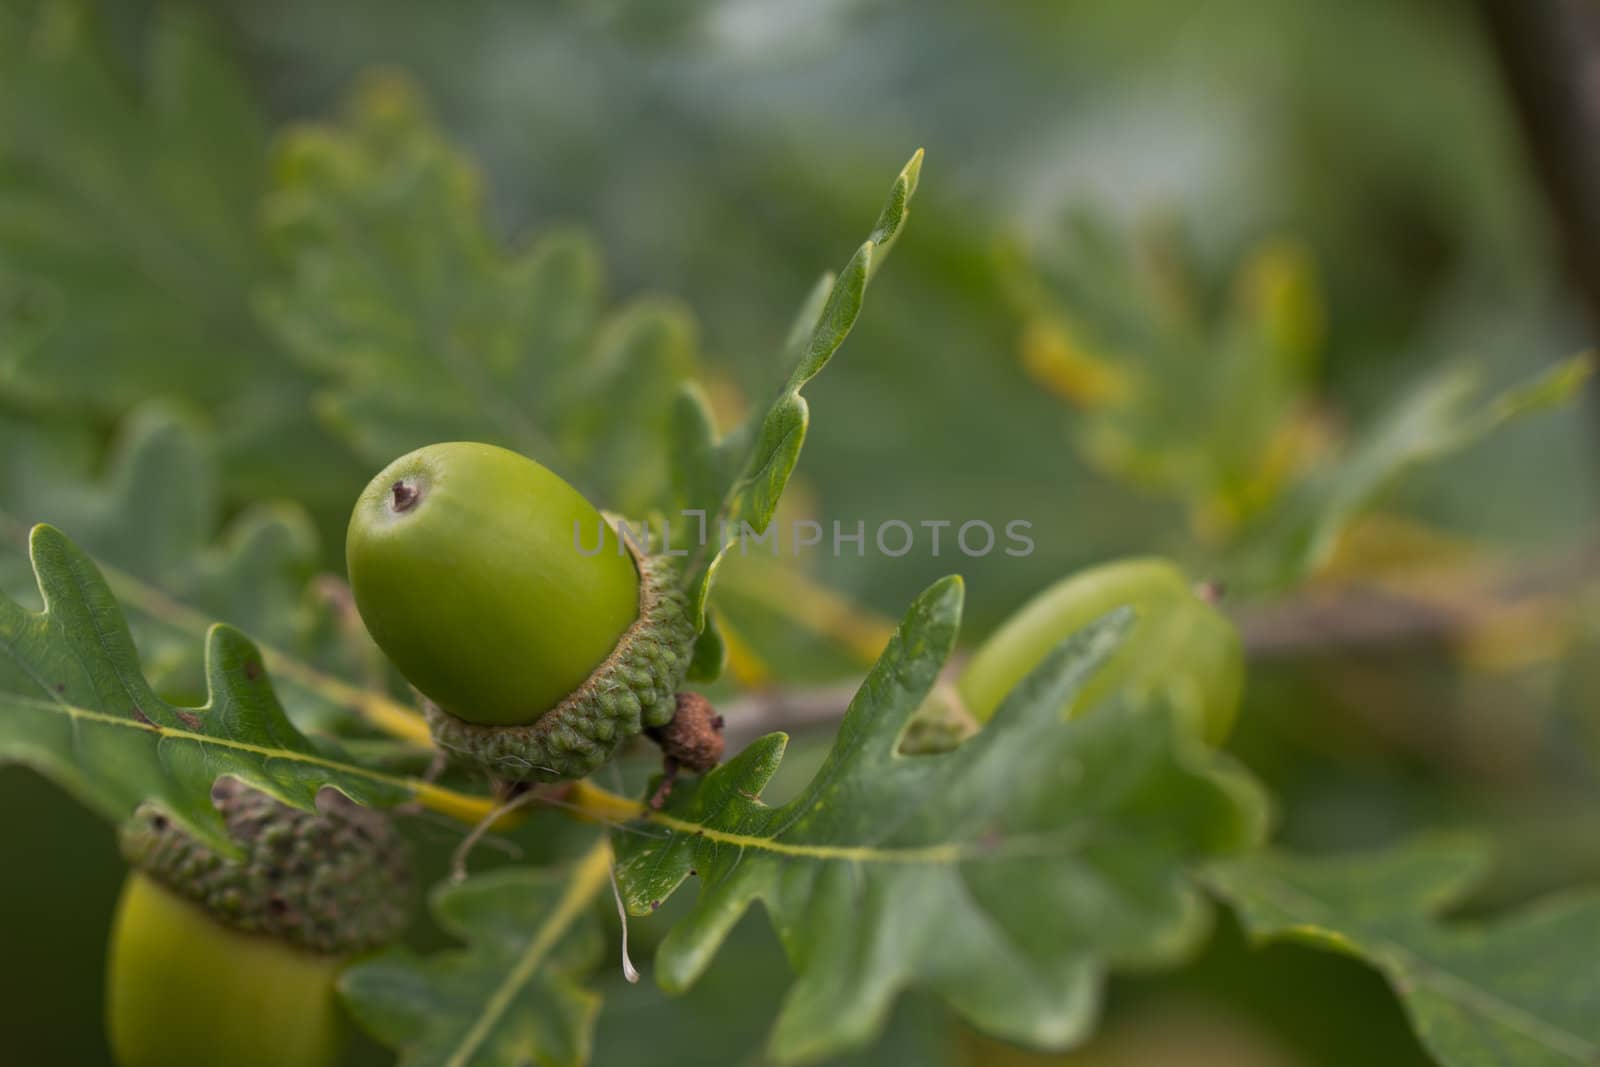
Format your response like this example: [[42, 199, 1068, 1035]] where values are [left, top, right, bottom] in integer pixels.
[[106, 779, 414, 1067], [345, 442, 698, 782]]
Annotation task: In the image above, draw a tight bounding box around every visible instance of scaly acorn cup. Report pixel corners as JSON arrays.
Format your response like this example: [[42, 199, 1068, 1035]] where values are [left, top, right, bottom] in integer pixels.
[[106, 779, 414, 1067], [346, 441, 697, 781], [955, 558, 1243, 745]]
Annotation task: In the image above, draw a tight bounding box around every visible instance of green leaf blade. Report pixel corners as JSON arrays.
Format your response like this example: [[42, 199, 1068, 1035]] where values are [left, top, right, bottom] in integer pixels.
[[680, 151, 924, 628], [1212, 838, 1600, 1067], [341, 844, 610, 1067], [0, 405, 387, 737], [614, 575, 1267, 1063], [0, 523, 410, 854]]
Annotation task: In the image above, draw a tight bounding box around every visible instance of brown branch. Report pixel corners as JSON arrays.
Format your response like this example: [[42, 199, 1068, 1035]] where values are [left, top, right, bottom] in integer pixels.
[[721, 680, 867, 751], [1235, 539, 1600, 658], [718, 540, 1600, 745]]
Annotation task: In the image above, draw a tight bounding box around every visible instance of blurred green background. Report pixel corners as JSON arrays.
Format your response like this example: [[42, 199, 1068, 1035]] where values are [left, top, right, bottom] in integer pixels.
[[2, 0, 1597, 1064]]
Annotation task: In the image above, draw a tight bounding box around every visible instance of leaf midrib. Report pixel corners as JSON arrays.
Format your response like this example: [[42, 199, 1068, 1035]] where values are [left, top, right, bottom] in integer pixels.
[[0, 690, 469, 812], [444, 840, 612, 1067], [0, 508, 433, 747], [577, 781, 1104, 866]]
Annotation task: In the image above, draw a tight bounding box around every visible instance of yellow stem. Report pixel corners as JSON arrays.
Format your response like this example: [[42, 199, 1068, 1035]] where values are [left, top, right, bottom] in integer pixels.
[[567, 779, 649, 824], [444, 838, 613, 1067], [412, 782, 518, 827]]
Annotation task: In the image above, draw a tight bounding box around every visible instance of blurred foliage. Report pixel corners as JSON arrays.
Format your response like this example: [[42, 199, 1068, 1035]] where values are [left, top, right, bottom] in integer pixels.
[[999, 226, 1330, 548], [1004, 218, 1593, 595], [207, 0, 1600, 617], [261, 73, 701, 519], [0, 0, 371, 531], [2, 0, 1599, 1065]]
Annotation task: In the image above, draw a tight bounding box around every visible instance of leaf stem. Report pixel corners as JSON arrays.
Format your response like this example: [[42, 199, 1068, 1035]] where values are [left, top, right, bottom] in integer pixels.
[[568, 779, 649, 824]]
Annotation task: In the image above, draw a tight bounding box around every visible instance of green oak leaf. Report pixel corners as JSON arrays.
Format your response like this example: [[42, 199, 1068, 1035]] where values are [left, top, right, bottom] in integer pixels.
[[0, 406, 399, 738], [0, 407, 314, 674], [611, 575, 1267, 1064], [341, 844, 611, 1067], [0, 522, 441, 855], [672, 151, 922, 632], [261, 73, 698, 517], [591, 899, 954, 1067], [1210, 837, 1600, 1067]]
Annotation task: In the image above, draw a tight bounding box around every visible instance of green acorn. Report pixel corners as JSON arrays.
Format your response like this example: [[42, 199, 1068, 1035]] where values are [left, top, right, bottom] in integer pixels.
[[346, 441, 697, 781], [106, 778, 414, 1067], [956, 558, 1243, 745]]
